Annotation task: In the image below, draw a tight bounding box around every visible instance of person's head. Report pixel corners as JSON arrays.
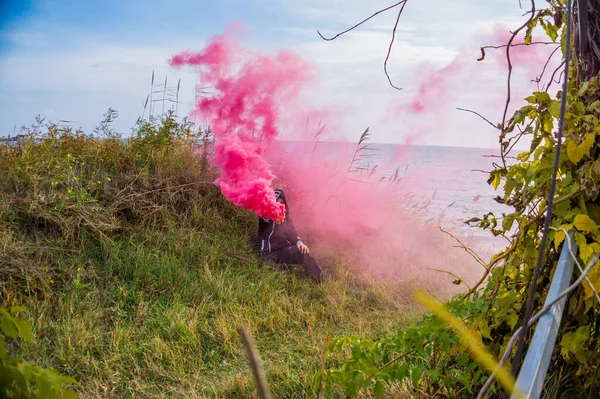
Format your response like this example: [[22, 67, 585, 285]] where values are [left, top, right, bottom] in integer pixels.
[[273, 189, 287, 223], [274, 189, 285, 204]]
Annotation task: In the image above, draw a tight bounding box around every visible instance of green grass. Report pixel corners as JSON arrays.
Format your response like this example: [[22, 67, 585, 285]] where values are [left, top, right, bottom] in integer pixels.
[[1, 113, 421, 398], [14, 229, 420, 398]]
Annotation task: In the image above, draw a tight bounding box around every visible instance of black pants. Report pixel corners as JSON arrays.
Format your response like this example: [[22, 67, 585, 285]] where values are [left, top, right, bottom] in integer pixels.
[[262, 246, 323, 283]]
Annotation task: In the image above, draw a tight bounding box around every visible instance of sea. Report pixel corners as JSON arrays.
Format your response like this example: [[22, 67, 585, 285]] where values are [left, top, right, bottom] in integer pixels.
[[285, 141, 514, 255], [364, 143, 510, 222]]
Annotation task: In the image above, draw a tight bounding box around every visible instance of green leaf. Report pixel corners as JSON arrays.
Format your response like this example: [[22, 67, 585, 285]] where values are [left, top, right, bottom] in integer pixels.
[[7, 363, 29, 394], [392, 363, 409, 381], [0, 310, 18, 339], [533, 91, 551, 103], [573, 214, 598, 233], [525, 95, 537, 103], [17, 360, 35, 387], [351, 371, 363, 394], [37, 372, 57, 399], [502, 213, 517, 231], [541, 113, 554, 134], [543, 21, 558, 41], [439, 333, 450, 351], [458, 372, 472, 391], [580, 242, 600, 266], [0, 336, 6, 357], [549, 100, 561, 118], [10, 306, 28, 315], [374, 380, 385, 398], [14, 318, 33, 342], [560, 325, 591, 363], [411, 365, 424, 387], [579, 81, 590, 96], [62, 388, 80, 399], [429, 368, 440, 383], [478, 321, 492, 340]]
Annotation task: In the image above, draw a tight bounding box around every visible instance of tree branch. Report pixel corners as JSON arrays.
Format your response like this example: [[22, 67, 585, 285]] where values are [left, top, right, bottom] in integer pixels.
[[317, 1, 409, 90], [317, 1, 407, 41], [456, 108, 501, 130], [478, 41, 558, 61], [428, 268, 473, 291], [498, 0, 537, 168], [440, 227, 488, 270]]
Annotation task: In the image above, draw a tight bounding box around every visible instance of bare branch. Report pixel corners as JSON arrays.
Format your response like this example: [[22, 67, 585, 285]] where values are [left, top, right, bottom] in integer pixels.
[[532, 45, 562, 89], [456, 107, 501, 130], [478, 41, 557, 61], [440, 227, 488, 270], [546, 60, 566, 92], [384, 1, 407, 90], [317, 1, 408, 90], [317, 1, 407, 41], [499, 0, 537, 168], [428, 267, 472, 291]]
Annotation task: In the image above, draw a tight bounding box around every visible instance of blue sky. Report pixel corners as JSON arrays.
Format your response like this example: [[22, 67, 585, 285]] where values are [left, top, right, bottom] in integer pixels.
[[0, 0, 539, 147]]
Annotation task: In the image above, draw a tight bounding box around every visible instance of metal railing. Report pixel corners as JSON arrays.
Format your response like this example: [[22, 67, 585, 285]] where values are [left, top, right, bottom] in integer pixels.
[[511, 232, 576, 399]]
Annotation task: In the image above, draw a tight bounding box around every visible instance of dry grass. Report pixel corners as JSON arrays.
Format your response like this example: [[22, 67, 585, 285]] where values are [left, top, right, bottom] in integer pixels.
[[1, 113, 422, 398]]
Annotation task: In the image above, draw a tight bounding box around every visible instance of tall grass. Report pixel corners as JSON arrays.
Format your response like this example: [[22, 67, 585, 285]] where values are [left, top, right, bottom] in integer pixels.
[[0, 112, 420, 398]]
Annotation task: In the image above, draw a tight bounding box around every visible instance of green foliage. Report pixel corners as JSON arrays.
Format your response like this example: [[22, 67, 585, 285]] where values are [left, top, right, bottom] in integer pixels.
[[0, 110, 421, 397], [321, 2, 600, 397], [0, 110, 214, 290], [320, 292, 498, 397], [1, 306, 79, 399]]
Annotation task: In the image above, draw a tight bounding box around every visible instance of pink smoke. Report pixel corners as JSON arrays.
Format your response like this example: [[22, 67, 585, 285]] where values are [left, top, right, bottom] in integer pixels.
[[170, 23, 315, 222], [383, 23, 560, 149], [170, 24, 516, 295]]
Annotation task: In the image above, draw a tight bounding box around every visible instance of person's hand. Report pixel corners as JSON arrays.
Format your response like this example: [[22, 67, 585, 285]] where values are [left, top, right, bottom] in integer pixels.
[[297, 241, 309, 254]]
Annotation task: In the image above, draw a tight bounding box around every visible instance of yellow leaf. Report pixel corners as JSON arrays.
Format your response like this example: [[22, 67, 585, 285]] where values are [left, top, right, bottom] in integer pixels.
[[580, 242, 600, 265], [542, 114, 554, 134], [584, 268, 600, 301], [573, 214, 598, 233], [549, 100, 560, 118], [506, 311, 518, 330], [553, 224, 572, 251], [474, 319, 492, 340], [584, 278, 599, 301], [566, 133, 596, 163], [492, 173, 501, 190], [566, 139, 579, 163]]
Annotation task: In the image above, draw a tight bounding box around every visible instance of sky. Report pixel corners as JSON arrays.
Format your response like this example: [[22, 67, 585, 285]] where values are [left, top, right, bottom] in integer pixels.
[[0, 0, 554, 148]]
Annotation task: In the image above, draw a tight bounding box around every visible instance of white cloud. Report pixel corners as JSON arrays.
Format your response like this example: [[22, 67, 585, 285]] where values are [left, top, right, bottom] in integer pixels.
[[274, 0, 545, 147], [0, 34, 206, 135], [0, 0, 550, 149]]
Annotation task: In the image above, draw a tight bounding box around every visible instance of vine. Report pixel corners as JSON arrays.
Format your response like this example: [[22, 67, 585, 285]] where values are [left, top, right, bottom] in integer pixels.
[[318, 0, 600, 397]]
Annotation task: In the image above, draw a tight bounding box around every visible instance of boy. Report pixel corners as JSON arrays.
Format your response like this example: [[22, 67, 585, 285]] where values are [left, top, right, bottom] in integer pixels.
[[257, 189, 323, 283]]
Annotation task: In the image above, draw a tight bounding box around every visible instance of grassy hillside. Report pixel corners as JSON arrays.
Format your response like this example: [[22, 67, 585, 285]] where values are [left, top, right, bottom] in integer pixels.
[[0, 113, 421, 398]]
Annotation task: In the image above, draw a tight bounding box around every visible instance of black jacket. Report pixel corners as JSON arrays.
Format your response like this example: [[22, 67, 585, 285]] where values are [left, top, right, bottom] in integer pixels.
[[257, 189, 302, 253]]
